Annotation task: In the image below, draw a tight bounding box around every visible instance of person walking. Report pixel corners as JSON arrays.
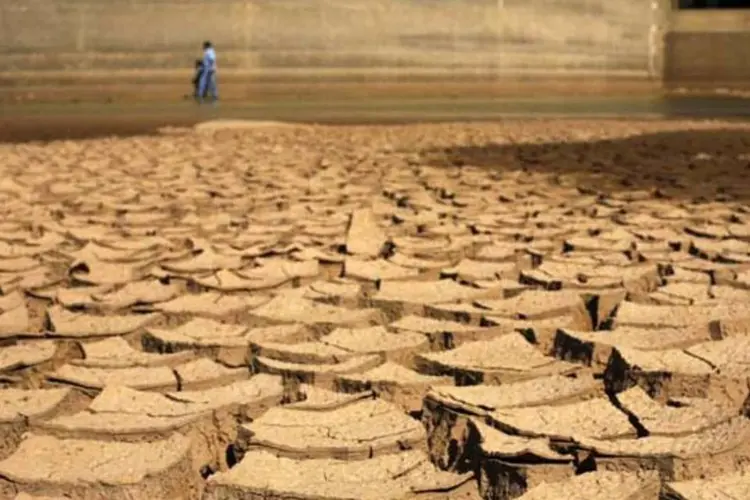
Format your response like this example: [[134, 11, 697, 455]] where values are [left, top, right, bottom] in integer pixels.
[[197, 41, 218, 104]]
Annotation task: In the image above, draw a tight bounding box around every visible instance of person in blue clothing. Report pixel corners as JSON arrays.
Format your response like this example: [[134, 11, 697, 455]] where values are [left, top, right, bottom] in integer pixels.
[[197, 41, 218, 104]]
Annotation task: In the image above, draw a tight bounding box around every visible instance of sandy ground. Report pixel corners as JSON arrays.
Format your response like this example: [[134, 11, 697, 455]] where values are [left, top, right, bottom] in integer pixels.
[[1, 118, 750, 499]]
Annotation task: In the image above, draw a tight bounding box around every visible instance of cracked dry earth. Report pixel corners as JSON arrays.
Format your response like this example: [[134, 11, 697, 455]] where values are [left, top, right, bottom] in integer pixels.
[[2, 119, 750, 500]]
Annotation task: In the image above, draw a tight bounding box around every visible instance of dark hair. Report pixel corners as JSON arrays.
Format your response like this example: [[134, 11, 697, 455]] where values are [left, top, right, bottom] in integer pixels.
[[203, 41, 212, 49]]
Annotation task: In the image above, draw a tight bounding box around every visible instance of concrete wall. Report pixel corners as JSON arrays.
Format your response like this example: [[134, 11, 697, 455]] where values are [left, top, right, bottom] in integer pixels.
[[0, 0, 660, 78], [665, 9, 750, 86]]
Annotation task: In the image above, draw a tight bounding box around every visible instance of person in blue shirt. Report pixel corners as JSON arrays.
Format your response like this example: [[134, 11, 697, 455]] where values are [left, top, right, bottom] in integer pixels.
[[197, 41, 218, 104]]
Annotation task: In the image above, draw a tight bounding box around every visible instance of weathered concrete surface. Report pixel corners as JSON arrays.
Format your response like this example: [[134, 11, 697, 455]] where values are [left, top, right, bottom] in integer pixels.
[[0, 0, 659, 78], [665, 9, 750, 88]]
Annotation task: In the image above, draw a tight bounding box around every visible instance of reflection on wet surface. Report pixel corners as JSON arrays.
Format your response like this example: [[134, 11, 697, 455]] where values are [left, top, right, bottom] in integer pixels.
[[2, 94, 750, 143]]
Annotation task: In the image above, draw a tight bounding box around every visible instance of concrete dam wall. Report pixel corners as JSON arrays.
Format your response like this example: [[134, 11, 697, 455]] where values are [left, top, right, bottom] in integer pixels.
[[0, 0, 661, 79], [665, 8, 750, 88]]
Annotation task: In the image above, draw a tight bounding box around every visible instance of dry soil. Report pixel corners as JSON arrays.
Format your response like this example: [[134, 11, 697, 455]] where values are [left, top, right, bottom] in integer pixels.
[[0, 117, 749, 499]]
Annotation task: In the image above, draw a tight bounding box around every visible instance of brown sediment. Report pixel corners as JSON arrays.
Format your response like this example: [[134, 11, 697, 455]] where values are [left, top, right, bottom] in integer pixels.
[[553, 326, 713, 370], [369, 279, 505, 322], [480, 315, 579, 355], [421, 374, 601, 471], [611, 301, 749, 330], [89, 279, 182, 310], [416, 334, 582, 386], [441, 259, 520, 282], [423, 289, 591, 333], [47, 364, 180, 392], [574, 417, 750, 482], [664, 470, 750, 499], [250, 288, 383, 331], [251, 339, 356, 365], [35, 375, 283, 474], [515, 470, 661, 499], [470, 290, 586, 321], [0, 387, 87, 461], [13, 493, 75, 500], [0, 433, 200, 499], [143, 318, 250, 367], [192, 259, 320, 292], [45, 306, 161, 338], [337, 361, 452, 413], [302, 280, 362, 308], [254, 353, 383, 391], [604, 337, 750, 411], [172, 358, 249, 391], [287, 384, 375, 411], [343, 257, 422, 282], [0, 118, 748, 498], [389, 314, 509, 349], [346, 208, 389, 258], [485, 394, 637, 442], [321, 326, 429, 367], [235, 398, 425, 460], [0, 294, 31, 339], [520, 261, 662, 294], [90, 376, 274, 412], [613, 386, 735, 437], [203, 449, 473, 500], [145, 292, 270, 318], [471, 419, 577, 499], [71, 336, 195, 368], [0, 341, 60, 387], [603, 345, 716, 399]]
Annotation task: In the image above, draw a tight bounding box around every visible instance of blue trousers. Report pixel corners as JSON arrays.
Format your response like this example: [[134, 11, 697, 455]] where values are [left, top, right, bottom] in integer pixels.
[[198, 70, 218, 102]]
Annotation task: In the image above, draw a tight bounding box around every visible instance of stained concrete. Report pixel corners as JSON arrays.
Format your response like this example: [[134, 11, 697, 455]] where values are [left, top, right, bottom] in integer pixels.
[[665, 9, 750, 87], [3, 1, 749, 96], [0, 0, 659, 77]]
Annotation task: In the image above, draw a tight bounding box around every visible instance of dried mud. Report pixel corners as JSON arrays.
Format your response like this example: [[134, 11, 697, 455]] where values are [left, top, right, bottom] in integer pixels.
[[0, 118, 749, 499]]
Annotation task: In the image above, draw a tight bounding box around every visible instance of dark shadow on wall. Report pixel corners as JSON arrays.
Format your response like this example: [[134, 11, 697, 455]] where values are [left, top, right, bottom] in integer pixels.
[[420, 128, 750, 204]]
